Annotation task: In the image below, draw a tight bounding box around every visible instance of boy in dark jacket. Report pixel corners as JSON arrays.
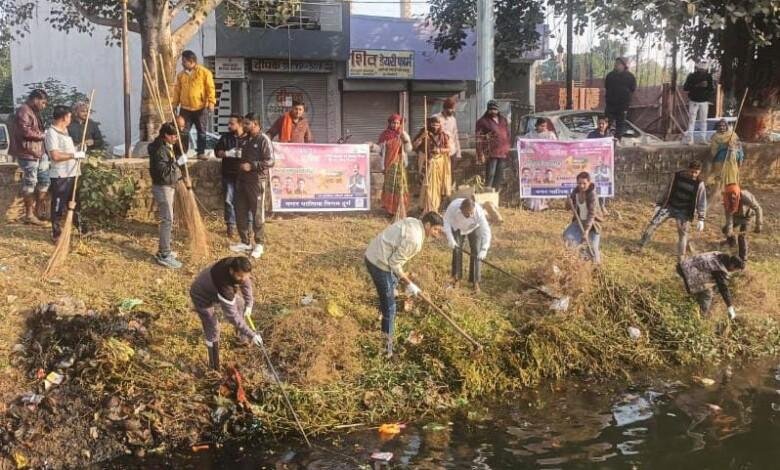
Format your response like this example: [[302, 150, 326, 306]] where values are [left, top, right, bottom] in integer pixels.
[[604, 58, 636, 140], [563, 172, 604, 264], [149, 122, 186, 269], [190, 256, 262, 370], [639, 161, 707, 260]]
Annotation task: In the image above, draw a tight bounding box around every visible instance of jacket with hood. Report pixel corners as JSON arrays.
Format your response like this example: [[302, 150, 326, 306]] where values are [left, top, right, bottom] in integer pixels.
[[568, 183, 604, 233], [148, 139, 182, 186], [604, 63, 637, 112], [9, 103, 46, 160]]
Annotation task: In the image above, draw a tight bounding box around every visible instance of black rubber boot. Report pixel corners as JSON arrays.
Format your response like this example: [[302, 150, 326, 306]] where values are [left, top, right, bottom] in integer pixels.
[[738, 234, 748, 262], [207, 342, 220, 371]]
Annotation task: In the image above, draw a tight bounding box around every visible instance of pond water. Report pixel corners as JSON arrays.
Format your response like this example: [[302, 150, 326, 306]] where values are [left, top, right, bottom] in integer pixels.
[[115, 359, 780, 469]]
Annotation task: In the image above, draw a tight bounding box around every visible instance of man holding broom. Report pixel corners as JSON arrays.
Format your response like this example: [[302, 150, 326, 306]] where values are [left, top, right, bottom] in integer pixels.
[[365, 212, 444, 358], [443, 198, 491, 293], [190, 255, 262, 371], [149, 122, 188, 269], [230, 113, 274, 259], [563, 172, 604, 264], [46, 106, 86, 243]]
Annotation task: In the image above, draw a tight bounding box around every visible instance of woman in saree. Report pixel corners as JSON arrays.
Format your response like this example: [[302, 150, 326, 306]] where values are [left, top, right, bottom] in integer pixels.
[[413, 116, 451, 214], [376, 114, 413, 217], [710, 119, 744, 190]]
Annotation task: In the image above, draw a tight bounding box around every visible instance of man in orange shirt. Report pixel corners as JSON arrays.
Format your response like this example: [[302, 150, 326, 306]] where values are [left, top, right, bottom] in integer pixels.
[[267, 100, 313, 143], [172, 50, 216, 160]]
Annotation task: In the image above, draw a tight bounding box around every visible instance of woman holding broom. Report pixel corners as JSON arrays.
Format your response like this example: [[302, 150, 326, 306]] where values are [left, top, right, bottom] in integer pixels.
[[375, 114, 412, 218], [413, 116, 450, 214], [149, 122, 188, 269]]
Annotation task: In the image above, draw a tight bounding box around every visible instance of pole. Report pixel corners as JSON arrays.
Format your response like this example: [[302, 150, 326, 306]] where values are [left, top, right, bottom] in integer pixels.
[[121, 0, 131, 159], [476, 0, 495, 113], [666, 39, 679, 138], [565, 0, 574, 110]]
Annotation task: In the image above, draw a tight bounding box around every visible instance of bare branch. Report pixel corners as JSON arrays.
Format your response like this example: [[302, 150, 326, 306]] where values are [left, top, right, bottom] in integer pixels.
[[172, 0, 222, 47], [171, 0, 192, 20]]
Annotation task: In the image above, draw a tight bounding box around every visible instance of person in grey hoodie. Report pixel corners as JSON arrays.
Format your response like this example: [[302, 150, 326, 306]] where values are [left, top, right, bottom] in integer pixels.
[[639, 161, 707, 260]]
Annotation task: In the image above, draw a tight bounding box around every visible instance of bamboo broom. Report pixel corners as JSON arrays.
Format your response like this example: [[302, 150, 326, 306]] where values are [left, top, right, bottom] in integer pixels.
[[43, 89, 95, 277], [157, 54, 209, 259]]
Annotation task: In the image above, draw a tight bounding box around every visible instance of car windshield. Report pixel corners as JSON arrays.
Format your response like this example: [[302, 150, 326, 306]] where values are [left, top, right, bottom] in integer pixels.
[[560, 114, 597, 134]]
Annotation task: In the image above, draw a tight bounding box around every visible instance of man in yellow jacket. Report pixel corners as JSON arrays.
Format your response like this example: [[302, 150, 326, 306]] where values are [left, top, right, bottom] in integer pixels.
[[172, 50, 216, 160]]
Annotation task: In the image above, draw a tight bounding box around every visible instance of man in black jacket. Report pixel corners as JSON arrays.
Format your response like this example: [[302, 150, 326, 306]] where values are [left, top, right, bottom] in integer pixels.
[[604, 58, 636, 140], [149, 122, 186, 269], [682, 62, 715, 145], [214, 114, 245, 238], [230, 113, 274, 259]]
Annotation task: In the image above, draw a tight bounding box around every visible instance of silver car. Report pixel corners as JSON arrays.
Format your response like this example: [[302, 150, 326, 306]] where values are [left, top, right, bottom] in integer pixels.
[[519, 110, 663, 146]]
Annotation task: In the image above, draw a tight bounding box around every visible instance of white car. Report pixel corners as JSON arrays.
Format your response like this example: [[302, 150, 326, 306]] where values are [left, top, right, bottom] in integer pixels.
[[519, 110, 664, 146], [0, 123, 9, 162], [111, 127, 220, 158]]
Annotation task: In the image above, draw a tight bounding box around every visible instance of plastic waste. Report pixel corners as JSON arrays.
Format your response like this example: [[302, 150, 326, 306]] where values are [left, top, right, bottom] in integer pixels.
[[371, 452, 393, 462], [118, 298, 144, 313], [693, 376, 716, 387], [44, 372, 64, 390], [300, 293, 315, 306], [378, 423, 404, 435], [628, 326, 642, 340]]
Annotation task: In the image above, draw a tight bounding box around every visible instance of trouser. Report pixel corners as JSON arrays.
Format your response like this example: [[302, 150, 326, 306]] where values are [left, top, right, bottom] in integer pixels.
[[152, 185, 175, 256], [485, 157, 504, 189], [639, 208, 692, 259], [675, 264, 714, 315], [685, 101, 709, 143], [194, 296, 247, 344], [222, 177, 237, 227], [50, 177, 81, 240], [180, 107, 208, 156], [606, 109, 628, 139], [18, 155, 51, 195], [365, 258, 398, 337], [235, 177, 266, 245], [451, 229, 482, 283], [562, 222, 601, 264]]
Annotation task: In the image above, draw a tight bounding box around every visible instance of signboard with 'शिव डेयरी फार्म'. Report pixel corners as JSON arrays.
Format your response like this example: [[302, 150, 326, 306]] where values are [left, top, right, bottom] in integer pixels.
[[269, 143, 371, 212], [517, 137, 614, 198], [348, 49, 414, 79]]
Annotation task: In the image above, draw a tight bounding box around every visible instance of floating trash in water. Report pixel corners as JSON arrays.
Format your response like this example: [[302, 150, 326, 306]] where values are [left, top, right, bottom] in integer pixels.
[[612, 393, 657, 427]]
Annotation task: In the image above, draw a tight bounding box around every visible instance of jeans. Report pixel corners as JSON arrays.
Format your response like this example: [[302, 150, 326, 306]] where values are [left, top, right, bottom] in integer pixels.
[[365, 257, 398, 336], [685, 101, 709, 144], [152, 185, 175, 256], [562, 222, 601, 264], [50, 177, 81, 240], [235, 176, 265, 245], [180, 108, 207, 156], [606, 109, 628, 139], [222, 177, 237, 227], [639, 207, 692, 260], [18, 156, 51, 195], [451, 229, 482, 283], [485, 158, 504, 189]]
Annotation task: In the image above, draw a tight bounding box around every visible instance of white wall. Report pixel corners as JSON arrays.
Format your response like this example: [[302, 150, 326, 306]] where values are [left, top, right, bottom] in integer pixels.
[[10, 2, 212, 147]]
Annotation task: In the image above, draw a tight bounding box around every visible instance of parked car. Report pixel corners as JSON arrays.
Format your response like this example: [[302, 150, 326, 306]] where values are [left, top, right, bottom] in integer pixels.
[[111, 127, 220, 158], [0, 123, 9, 162], [518, 110, 664, 146]]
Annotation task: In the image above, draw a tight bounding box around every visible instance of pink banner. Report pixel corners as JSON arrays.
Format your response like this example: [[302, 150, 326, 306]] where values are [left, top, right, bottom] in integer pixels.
[[517, 138, 615, 198], [269, 143, 371, 212]]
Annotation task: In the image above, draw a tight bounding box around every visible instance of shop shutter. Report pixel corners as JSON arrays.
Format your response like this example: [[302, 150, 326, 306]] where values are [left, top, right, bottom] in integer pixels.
[[250, 74, 329, 142], [342, 92, 399, 145]]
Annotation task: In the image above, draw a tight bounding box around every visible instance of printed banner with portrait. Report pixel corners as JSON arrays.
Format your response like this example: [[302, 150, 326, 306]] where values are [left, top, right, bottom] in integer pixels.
[[269, 143, 371, 212], [517, 138, 615, 198]]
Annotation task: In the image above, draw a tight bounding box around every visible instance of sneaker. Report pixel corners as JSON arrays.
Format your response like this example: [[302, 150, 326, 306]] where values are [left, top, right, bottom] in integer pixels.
[[251, 244, 264, 259], [156, 253, 183, 269], [230, 243, 252, 253]]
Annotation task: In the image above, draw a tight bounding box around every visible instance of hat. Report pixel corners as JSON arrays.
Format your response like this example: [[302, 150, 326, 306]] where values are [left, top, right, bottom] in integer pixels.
[[487, 100, 499, 110]]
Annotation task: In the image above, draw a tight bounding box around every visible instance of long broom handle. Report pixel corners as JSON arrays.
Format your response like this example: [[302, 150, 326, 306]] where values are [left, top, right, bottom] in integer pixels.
[[572, 206, 597, 259], [459, 247, 560, 300], [69, 89, 95, 204], [727, 88, 749, 145], [157, 54, 190, 183], [417, 291, 482, 350]]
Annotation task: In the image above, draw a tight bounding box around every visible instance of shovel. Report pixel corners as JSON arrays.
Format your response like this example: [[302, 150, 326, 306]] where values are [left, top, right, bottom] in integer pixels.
[[461, 248, 571, 312]]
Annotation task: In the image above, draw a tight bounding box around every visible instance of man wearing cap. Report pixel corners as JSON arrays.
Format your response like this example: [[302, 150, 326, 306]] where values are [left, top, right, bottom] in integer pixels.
[[475, 100, 510, 190], [434, 98, 462, 185], [683, 63, 715, 145], [604, 58, 636, 140]]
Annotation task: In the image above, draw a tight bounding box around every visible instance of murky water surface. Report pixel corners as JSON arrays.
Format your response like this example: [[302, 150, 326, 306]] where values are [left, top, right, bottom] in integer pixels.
[[116, 360, 780, 469]]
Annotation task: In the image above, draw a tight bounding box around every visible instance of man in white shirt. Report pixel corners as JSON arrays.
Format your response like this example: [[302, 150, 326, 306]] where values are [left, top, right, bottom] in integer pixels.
[[443, 198, 492, 293], [364, 211, 444, 357], [46, 105, 86, 242]]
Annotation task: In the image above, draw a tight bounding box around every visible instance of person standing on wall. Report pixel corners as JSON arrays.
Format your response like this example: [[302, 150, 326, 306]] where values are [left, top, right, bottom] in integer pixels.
[[230, 113, 274, 259], [682, 62, 715, 145], [9, 89, 49, 225], [171, 50, 216, 161], [46, 106, 86, 243], [604, 58, 636, 140], [215, 114, 247, 239], [267, 100, 313, 143], [475, 100, 510, 191], [434, 97, 462, 187], [68, 102, 104, 152]]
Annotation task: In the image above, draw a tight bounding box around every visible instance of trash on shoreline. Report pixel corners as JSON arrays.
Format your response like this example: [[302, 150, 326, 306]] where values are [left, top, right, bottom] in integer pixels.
[[693, 376, 716, 387], [378, 423, 404, 435], [628, 327, 642, 340]]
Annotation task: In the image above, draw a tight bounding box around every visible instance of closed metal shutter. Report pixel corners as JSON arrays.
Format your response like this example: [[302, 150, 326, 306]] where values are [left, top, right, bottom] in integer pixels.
[[409, 92, 456, 135], [342, 92, 399, 145], [250, 74, 329, 142]]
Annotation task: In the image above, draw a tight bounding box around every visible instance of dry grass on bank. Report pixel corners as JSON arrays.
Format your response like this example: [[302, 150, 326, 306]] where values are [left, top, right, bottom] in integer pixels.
[[1, 189, 779, 467]]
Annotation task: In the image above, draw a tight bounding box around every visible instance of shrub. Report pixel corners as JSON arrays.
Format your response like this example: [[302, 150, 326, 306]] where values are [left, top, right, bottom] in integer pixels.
[[78, 158, 137, 228]]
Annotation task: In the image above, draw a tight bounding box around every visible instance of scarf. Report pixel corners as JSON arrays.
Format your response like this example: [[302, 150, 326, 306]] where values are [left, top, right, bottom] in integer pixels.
[[378, 114, 403, 168], [722, 184, 741, 214], [280, 112, 295, 143]]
